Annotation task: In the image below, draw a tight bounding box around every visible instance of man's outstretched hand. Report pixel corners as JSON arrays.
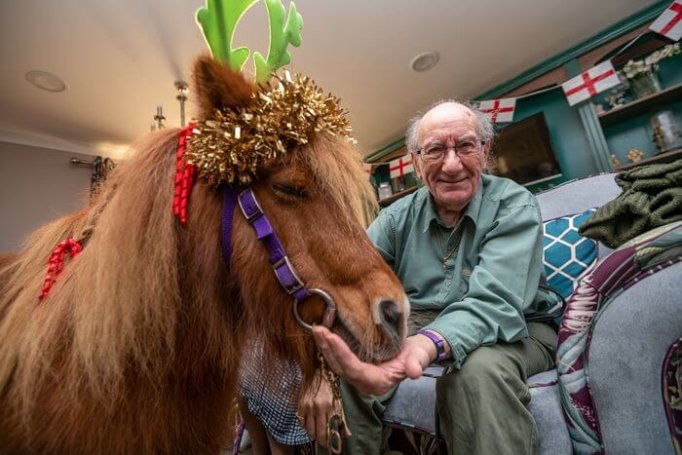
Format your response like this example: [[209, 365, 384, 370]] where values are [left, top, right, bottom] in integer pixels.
[[312, 326, 435, 396]]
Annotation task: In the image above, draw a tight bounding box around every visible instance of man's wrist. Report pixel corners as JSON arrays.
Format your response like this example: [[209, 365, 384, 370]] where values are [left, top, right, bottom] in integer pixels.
[[416, 329, 448, 362]]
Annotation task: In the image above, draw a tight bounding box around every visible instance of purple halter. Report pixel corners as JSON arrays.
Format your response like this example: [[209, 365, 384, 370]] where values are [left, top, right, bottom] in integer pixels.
[[221, 186, 336, 331]]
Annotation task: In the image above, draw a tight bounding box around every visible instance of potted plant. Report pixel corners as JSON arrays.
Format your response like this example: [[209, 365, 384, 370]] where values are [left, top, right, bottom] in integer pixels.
[[620, 43, 680, 98]]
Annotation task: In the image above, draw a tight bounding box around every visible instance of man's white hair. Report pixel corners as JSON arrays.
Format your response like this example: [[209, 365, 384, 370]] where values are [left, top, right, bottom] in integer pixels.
[[405, 99, 495, 152]]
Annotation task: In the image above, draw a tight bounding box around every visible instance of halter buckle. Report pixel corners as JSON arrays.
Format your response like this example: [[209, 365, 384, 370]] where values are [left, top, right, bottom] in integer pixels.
[[273, 256, 305, 295]]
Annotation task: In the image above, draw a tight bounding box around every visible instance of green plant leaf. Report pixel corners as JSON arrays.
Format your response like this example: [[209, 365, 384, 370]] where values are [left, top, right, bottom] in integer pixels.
[[254, 0, 303, 83], [196, 0, 259, 71]]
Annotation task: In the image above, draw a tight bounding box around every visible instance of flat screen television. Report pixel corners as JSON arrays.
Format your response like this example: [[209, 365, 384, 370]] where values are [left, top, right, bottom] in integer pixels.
[[491, 113, 562, 186]]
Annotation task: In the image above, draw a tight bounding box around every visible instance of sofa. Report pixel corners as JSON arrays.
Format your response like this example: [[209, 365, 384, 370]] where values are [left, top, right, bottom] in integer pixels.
[[382, 173, 682, 454]]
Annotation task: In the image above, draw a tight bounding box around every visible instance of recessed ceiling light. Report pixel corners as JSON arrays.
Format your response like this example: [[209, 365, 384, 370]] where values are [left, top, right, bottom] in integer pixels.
[[25, 70, 67, 92], [410, 51, 440, 72]]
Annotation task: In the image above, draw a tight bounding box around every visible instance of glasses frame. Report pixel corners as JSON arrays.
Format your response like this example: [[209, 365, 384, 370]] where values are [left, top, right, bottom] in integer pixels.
[[415, 139, 486, 162]]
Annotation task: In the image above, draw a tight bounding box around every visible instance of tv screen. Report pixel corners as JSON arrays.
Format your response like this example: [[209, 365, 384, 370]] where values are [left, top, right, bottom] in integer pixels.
[[491, 113, 562, 185]]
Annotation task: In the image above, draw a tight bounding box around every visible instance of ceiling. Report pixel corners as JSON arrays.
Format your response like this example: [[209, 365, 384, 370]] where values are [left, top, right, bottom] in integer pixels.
[[0, 0, 661, 160]]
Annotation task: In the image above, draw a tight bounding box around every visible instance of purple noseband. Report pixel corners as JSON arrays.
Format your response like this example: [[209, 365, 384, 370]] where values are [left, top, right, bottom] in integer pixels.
[[221, 186, 336, 331]]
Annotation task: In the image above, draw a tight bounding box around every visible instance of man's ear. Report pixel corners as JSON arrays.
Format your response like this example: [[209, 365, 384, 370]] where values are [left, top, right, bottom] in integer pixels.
[[410, 151, 423, 180], [481, 142, 492, 170]]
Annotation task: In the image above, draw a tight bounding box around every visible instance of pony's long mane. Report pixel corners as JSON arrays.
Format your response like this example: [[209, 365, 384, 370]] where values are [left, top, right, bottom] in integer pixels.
[[0, 129, 236, 432]]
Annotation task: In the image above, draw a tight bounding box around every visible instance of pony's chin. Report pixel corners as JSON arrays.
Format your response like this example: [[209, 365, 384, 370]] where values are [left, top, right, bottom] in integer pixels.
[[331, 317, 403, 365]]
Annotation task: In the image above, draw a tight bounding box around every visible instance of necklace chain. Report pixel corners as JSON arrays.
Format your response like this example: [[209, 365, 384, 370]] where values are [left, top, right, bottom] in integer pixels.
[[436, 227, 458, 270]]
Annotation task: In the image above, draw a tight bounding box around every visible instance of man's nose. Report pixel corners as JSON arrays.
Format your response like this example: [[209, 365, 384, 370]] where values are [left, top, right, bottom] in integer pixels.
[[441, 149, 463, 171]]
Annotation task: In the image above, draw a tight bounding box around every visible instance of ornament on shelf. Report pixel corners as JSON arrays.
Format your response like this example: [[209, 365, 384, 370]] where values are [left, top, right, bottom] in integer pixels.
[[627, 149, 645, 163], [610, 154, 621, 168], [603, 74, 630, 111]]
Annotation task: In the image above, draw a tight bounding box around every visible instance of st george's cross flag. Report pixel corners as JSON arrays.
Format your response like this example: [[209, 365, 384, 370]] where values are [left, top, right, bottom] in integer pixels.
[[650, 1, 682, 41], [561, 61, 620, 106], [478, 98, 517, 123], [389, 156, 414, 179]]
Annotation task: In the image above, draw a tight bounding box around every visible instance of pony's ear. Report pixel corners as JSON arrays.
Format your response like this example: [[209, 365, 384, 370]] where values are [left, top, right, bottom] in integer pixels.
[[192, 55, 255, 119]]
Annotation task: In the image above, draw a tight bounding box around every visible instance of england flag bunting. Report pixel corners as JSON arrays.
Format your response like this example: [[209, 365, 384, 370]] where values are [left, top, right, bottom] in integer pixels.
[[650, 1, 682, 41], [389, 156, 414, 179], [561, 61, 621, 106], [478, 98, 517, 123]]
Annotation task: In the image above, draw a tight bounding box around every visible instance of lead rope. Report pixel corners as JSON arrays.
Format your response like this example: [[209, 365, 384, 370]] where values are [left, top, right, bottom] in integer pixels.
[[317, 352, 351, 454]]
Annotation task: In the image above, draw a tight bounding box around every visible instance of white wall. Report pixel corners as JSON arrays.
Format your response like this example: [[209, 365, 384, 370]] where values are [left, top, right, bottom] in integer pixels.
[[0, 141, 92, 253]]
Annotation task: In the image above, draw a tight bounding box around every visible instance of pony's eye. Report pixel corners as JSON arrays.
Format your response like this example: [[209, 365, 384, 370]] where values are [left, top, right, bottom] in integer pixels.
[[272, 183, 308, 199]]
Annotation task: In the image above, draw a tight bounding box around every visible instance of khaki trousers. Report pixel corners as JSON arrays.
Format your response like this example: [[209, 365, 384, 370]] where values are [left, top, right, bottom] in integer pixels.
[[321, 322, 556, 455]]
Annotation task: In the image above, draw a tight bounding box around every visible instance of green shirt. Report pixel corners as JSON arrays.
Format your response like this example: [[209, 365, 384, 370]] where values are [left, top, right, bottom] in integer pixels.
[[368, 174, 553, 369]]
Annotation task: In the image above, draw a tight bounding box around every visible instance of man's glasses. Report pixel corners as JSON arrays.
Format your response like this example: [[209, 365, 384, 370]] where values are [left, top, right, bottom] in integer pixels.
[[415, 138, 485, 162]]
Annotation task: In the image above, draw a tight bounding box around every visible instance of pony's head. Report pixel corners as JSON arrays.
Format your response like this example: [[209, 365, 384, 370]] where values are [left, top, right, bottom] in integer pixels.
[[187, 56, 408, 368]]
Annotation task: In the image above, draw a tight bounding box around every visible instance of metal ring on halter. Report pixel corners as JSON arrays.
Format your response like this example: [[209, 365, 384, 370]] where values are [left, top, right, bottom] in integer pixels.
[[293, 288, 337, 332]]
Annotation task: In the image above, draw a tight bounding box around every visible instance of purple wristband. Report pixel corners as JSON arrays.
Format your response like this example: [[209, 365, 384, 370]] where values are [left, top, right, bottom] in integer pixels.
[[416, 329, 447, 362]]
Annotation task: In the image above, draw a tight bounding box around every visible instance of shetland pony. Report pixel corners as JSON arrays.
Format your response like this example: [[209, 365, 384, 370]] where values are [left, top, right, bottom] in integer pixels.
[[0, 56, 407, 454]]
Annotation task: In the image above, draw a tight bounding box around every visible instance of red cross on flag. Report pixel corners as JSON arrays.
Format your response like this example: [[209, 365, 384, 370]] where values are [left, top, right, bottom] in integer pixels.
[[389, 156, 414, 179], [561, 61, 620, 107], [650, 0, 682, 41], [478, 98, 517, 123]]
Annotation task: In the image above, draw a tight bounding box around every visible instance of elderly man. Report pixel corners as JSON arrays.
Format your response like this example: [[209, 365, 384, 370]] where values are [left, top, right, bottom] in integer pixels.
[[308, 100, 560, 455]]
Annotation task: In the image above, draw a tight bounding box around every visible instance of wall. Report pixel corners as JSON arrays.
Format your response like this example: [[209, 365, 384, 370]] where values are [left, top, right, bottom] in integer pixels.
[[0, 141, 92, 253]]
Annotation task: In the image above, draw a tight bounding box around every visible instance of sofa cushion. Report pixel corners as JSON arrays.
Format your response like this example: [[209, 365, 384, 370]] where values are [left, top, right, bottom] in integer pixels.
[[542, 209, 598, 299]]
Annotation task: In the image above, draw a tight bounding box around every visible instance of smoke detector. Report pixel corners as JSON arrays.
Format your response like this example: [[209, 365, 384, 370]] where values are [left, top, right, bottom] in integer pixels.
[[25, 70, 67, 93], [410, 51, 440, 72]]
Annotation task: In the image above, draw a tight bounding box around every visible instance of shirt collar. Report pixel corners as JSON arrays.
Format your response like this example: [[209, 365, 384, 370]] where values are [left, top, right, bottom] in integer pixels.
[[422, 177, 484, 233]]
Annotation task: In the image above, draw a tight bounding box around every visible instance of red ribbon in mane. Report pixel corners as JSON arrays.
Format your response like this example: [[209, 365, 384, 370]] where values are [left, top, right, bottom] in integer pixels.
[[173, 124, 196, 225], [38, 238, 83, 300]]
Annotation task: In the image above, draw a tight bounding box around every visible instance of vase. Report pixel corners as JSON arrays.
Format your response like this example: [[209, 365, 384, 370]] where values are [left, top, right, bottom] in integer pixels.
[[629, 71, 661, 99], [651, 111, 682, 154]]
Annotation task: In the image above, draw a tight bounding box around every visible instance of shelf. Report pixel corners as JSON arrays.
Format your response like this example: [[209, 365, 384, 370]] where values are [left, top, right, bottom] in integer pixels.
[[378, 186, 418, 207], [598, 83, 682, 127], [615, 147, 682, 171]]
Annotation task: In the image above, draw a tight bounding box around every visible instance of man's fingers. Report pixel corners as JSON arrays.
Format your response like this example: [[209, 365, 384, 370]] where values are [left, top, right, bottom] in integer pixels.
[[315, 409, 328, 448], [312, 325, 409, 396], [312, 325, 361, 376]]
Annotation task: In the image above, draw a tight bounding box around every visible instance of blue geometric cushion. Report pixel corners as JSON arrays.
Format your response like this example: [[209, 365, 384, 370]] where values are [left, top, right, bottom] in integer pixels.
[[543, 209, 598, 299]]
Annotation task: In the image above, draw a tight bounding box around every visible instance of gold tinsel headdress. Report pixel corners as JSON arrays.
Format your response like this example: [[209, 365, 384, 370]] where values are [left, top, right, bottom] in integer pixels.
[[186, 71, 353, 186], [188, 0, 354, 186]]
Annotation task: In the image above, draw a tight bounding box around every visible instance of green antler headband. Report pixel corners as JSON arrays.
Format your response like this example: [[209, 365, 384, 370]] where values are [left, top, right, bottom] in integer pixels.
[[196, 0, 303, 83], [191, 0, 354, 186]]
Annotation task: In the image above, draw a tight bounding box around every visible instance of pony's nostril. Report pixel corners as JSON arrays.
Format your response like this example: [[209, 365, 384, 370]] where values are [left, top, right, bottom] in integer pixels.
[[379, 299, 401, 329]]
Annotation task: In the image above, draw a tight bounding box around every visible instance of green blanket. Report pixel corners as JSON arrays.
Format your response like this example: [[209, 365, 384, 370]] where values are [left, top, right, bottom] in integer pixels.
[[579, 159, 682, 249]]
